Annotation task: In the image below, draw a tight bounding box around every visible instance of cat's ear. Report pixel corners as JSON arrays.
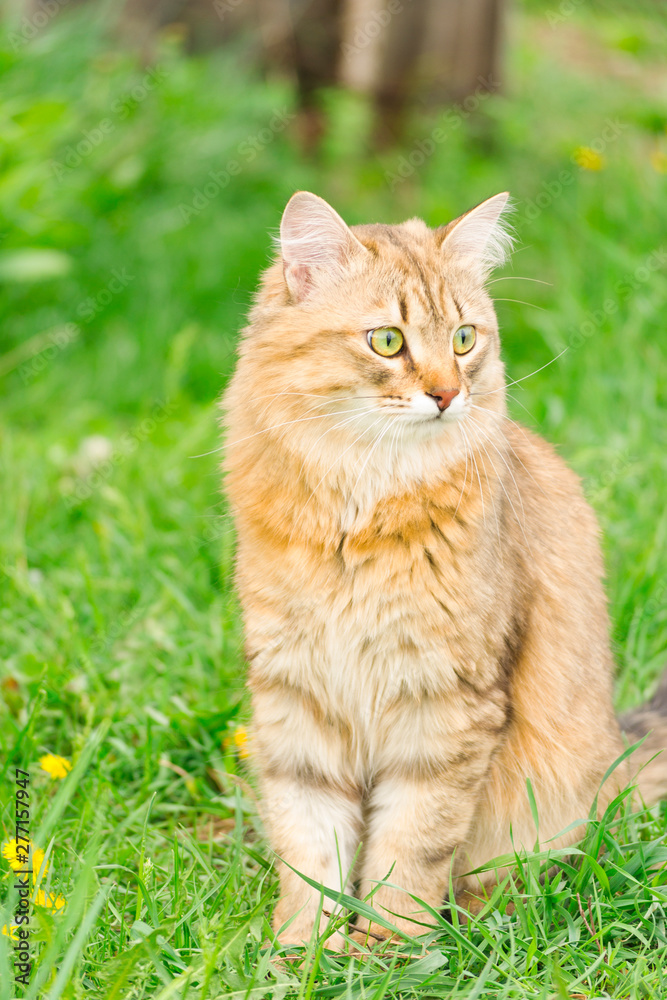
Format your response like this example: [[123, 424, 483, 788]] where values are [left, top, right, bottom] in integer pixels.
[[440, 192, 514, 274], [279, 191, 368, 302]]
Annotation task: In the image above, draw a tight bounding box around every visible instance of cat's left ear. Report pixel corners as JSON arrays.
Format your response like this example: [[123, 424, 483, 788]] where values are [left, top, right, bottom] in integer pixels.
[[440, 192, 514, 275], [279, 191, 369, 302]]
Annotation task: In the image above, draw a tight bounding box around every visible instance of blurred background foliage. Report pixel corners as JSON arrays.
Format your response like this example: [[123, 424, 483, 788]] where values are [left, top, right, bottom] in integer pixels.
[[0, 0, 666, 994]]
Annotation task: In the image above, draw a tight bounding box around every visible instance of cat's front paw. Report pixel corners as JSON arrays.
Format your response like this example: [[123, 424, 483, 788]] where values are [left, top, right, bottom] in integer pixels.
[[452, 887, 514, 920], [276, 925, 347, 953], [348, 922, 392, 949]]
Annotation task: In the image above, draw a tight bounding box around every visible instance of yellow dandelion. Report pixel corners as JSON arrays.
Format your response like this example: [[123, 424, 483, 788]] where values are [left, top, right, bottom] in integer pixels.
[[233, 726, 250, 759], [573, 146, 605, 171], [1, 924, 19, 940], [39, 754, 72, 779], [223, 726, 250, 759], [33, 888, 65, 911], [2, 838, 29, 870], [650, 149, 667, 174], [2, 839, 48, 880]]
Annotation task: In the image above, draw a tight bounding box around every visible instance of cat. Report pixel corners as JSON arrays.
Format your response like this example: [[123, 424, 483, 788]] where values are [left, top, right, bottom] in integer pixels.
[[222, 190, 667, 950]]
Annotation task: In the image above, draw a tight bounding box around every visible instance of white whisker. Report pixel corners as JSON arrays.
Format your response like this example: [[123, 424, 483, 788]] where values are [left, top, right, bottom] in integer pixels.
[[467, 415, 527, 525], [285, 413, 388, 547], [196, 404, 380, 458], [472, 348, 568, 399], [465, 418, 532, 553], [487, 276, 552, 287], [452, 428, 470, 521], [469, 406, 548, 500], [253, 387, 330, 425], [493, 297, 546, 311], [300, 412, 386, 505], [295, 406, 387, 482], [503, 393, 539, 424], [350, 415, 400, 499], [461, 425, 486, 528], [474, 429, 504, 567], [393, 420, 406, 470]]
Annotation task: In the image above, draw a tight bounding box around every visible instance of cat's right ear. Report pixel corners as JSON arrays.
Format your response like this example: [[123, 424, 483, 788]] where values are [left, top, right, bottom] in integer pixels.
[[279, 192, 368, 303], [440, 192, 514, 275]]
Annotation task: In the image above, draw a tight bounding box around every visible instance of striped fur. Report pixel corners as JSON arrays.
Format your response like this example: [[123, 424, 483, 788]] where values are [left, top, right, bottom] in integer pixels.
[[222, 192, 667, 948]]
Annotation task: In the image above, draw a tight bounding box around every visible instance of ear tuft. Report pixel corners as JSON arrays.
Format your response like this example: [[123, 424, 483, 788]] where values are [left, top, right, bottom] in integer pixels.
[[278, 191, 367, 302], [441, 192, 514, 274]]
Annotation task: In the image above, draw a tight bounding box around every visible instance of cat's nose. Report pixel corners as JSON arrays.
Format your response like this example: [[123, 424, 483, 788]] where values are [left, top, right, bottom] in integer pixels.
[[426, 387, 460, 411]]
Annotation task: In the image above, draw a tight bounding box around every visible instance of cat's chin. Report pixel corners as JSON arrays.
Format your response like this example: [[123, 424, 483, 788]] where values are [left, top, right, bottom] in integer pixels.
[[406, 411, 467, 440]]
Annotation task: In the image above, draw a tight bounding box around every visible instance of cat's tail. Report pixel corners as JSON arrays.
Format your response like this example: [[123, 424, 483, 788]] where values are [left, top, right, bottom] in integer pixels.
[[619, 671, 667, 805]]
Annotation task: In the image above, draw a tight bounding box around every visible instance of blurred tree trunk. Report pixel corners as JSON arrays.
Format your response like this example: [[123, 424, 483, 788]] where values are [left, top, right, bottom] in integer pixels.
[[17, 0, 505, 144], [340, 0, 504, 141], [256, 0, 344, 148], [255, 0, 505, 142]]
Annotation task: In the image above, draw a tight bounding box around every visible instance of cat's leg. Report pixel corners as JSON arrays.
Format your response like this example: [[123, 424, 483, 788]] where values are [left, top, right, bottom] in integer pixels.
[[354, 695, 507, 942], [456, 615, 629, 908], [266, 777, 363, 948], [457, 719, 628, 906], [251, 685, 363, 949], [353, 770, 487, 941]]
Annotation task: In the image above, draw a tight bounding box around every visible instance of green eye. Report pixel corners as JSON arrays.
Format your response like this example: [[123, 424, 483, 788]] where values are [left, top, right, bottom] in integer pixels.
[[368, 327, 404, 357], [453, 325, 476, 355]]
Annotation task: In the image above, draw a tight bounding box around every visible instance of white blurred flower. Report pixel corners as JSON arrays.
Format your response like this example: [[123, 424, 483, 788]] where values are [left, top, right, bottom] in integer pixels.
[[73, 435, 114, 477]]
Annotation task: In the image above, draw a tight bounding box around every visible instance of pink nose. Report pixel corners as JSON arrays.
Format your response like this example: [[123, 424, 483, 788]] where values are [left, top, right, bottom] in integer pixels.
[[427, 387, 460, 412]]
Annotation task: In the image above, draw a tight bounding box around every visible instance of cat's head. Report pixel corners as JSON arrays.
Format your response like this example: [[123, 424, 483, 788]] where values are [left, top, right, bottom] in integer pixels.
[[232, 191, 513, 496]]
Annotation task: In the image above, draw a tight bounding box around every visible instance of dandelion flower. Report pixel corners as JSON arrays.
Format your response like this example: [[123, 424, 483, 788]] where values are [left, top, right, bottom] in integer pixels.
[[39, 754, 72, 779], [233, 726, 250, 759], [223, 726, 250, 759], [2, 840, 64, 912], [650, 150, 667, 174], [33, 888, 65, 911], [1, 924, 19, 940], [2, 839, 48, 880], [573, 146, 604, 171]]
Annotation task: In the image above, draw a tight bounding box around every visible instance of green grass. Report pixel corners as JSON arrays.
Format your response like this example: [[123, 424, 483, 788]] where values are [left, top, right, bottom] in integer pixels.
[[1, 1, 667, 996]]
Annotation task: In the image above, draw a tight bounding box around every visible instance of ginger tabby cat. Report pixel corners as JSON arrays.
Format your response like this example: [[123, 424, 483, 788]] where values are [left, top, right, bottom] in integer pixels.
[[223, 191, 667, 949]]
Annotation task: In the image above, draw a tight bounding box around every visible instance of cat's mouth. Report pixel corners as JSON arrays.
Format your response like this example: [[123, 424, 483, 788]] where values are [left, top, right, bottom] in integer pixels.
[[412, 390, 468, 422]]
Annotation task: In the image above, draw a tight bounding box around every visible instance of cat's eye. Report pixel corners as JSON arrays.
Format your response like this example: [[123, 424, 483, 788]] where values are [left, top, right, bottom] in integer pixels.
[[453, 325, 476, 355], [367, 327, 404, 357]]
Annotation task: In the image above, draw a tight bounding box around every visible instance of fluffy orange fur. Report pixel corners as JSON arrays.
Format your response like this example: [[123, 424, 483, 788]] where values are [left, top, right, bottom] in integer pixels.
[[222, 191, 667, 949]]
